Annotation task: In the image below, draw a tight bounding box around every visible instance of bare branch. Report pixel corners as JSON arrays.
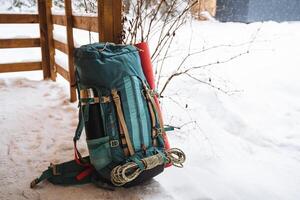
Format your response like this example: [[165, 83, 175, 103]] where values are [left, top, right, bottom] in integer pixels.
[[145, 0, 165, 41], [165, 121, 197, 130], [159, 51, 249, 96], [151, 15, 186, 62], [185, 73, 242, 95], [151, 1, 198, 60]]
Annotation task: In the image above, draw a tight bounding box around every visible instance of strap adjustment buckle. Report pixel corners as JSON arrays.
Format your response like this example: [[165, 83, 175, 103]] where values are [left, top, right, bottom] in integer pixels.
[[143, 85, 158, 98], [80, 88, 95, 98], [100, 96, 111, 103], [111, 89, 120, 101], [149, 89, 158, 97], [154, 127, 163, 137], [50, 163, 61, 176], [110, 140, 119, 147]]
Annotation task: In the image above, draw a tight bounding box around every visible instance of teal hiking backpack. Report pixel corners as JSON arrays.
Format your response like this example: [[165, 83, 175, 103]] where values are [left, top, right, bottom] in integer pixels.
[[31, 43, 185, 190]]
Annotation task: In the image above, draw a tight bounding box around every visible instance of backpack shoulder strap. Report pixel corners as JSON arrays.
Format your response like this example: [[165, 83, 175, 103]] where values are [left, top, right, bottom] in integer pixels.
[[30, 158, 116, 190], [30, 157, 93, 188]]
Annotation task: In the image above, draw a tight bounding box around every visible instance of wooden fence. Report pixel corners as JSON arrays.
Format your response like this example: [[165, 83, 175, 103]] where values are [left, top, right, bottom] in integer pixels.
[[0, 0, 122, 102]]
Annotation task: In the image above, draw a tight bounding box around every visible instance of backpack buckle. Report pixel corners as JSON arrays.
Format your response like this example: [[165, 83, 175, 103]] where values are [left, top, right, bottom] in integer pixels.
[[81, 97, 100, 105], [144, 87, 158, 98], [80, 88, 95, 98], [141, 89, 147, 99], [110, 140, 119, 147], [154, 127, 163, 137], [149, 89, 158, 97], [100, 96, 111, 103], [50, 163, 61, 176]]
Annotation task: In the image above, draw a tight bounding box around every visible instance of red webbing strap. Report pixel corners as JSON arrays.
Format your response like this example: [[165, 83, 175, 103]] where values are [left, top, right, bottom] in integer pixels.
[[73, 141, 95, 180], [76, 166, 94, 181], [74, 141, 91, 167]]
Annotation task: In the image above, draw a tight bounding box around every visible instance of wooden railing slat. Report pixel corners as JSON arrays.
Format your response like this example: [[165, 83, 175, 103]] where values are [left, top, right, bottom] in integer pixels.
[[73, 15, 98, 32], [52, 15, 98, 32], [0, 38, 40, 48], [52, 14, 66, 26], [0, 14, 39, 23], [0, 62, 42, 73], [54, 40, 69, 54], [55, 62, 70, 81]]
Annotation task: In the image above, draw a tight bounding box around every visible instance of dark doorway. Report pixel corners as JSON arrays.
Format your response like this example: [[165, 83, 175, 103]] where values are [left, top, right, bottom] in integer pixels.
[[216, 0, 300, 22]]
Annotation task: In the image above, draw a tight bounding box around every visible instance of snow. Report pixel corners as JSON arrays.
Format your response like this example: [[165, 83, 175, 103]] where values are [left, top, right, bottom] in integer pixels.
[[52, 24, 99, 70], [157, 21, 300, 200], [53, 24, 99, 47], [0, 47, 41, 64], [1, 20, 300, 200], [54, 49, 68, 70], [0, 0, 37, 13], [0, 24, 40, 39], [0, 24, 41, 65]]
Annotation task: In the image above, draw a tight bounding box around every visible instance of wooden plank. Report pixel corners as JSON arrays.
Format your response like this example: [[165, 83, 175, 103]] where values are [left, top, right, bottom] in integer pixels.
[[73, 15, 98, 32], [52, 14, 98, 32], [112, 0, 122, 43], [0, 38, 40, 48], [54, 40, 68, 54], [0, 14, 39, 23], [38, 0, 51, 79], [45, 0, 56, 81], [65, 1, 77, 102], [52, 14, 66, 26], [0, 62, 42, 73], [98, 0, 114, 42], [55, 62, 70, 81]]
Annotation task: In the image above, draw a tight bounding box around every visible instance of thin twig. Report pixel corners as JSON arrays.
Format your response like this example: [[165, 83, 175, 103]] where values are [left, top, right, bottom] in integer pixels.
[[159, 51, 249, 96], [145, 0, 165, 41], [151, 1, 198, 60], [185, 73, 242, 95]]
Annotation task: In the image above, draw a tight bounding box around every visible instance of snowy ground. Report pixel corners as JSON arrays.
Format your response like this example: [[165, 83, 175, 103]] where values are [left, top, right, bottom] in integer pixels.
[[1, 20, 300, 200]]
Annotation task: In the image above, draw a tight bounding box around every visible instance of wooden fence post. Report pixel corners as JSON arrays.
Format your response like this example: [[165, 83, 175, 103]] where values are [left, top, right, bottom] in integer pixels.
[[37, 0, 51, 79], [98, 0, 122, 43], [37, 0, 56, 81], [65, 0, 77, 102], [45, 0, 57, 81]]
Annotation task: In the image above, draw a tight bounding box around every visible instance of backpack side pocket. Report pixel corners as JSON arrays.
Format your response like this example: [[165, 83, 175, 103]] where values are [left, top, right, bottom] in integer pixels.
[[87, 136, 112, 171]]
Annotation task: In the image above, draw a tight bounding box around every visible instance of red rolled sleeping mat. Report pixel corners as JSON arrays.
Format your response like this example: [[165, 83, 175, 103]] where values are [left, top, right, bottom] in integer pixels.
[[135, 42, 171, 152]]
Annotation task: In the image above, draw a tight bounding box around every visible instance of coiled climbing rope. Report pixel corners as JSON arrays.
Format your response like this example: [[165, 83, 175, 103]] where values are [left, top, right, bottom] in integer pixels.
[[111, 148, 186, 186], [165, 148, 186, 168]]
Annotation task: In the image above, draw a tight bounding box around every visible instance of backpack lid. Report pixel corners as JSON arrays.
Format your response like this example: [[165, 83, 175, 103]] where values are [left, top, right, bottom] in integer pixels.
[[74, 43, 146, 89]]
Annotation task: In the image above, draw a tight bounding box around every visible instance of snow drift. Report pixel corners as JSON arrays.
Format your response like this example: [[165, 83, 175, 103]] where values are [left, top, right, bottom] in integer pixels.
[[1, 21, 300, 199]]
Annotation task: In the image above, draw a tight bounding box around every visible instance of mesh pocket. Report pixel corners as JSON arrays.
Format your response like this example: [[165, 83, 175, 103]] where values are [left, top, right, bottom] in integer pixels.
[[87, 136, 112, 171]]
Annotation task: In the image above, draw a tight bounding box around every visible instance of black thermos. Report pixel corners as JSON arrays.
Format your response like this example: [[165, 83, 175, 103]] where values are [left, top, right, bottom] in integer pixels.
[[82, 88, 105, 140]]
